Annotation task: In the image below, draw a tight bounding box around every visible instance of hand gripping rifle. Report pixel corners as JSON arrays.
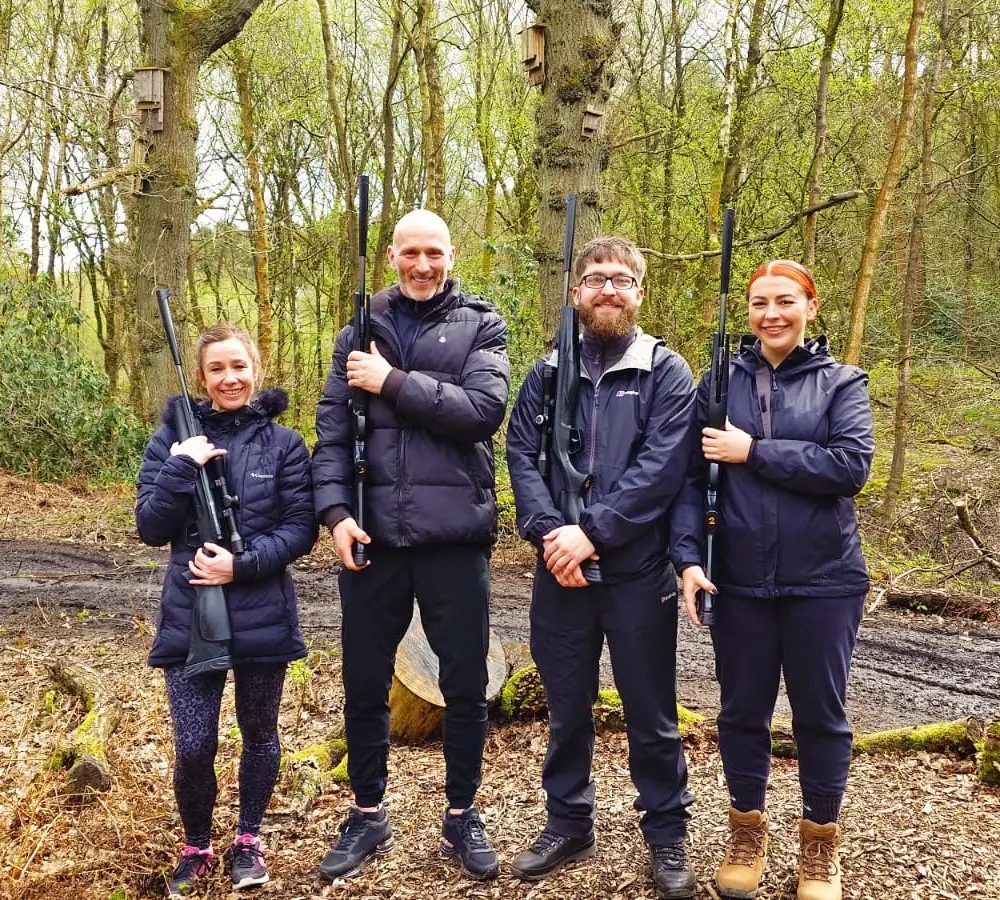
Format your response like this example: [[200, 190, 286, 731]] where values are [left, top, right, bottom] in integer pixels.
[[697, 207, 735, 626], [350, 175, 372, 567], [550, 193, 602, 585], [156, 288, 241, 676]]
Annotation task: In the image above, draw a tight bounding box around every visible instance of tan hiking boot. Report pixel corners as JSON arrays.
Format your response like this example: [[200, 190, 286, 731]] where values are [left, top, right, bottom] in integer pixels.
[[715, 808, 769, 898], [797, 819, 842, 900]]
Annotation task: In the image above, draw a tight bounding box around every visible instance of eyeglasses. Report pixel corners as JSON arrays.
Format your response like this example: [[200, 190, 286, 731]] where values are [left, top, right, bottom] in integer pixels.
[[580, 274, 638, 290]]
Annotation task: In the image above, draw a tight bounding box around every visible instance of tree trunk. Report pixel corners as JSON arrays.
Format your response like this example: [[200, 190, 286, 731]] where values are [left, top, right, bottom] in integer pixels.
[[411, 0, 446, 212], [529, 0, 618, 333], [843, 0, 924, 366], [802, 0, 845, 268], [372, 16, 404, 293], [233, 41, 272, 376], [134, 0, 265, 416], [881, 1, 947, 521]]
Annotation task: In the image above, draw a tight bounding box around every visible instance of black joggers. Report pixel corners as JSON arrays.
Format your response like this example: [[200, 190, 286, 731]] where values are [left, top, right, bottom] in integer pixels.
[[339, 544, 491, 810]]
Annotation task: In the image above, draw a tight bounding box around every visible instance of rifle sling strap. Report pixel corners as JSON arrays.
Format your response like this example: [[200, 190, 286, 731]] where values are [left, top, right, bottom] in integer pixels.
[[754, 364, 773, 440]]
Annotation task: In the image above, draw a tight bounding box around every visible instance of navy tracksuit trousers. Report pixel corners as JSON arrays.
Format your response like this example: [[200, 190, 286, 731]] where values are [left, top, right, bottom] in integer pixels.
[[339, 544, 491, 810], [530, 564, 693, 846], [711, 592, 865, 824]]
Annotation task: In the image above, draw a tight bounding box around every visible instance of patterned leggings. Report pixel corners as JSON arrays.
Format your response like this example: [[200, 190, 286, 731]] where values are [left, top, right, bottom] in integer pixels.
[[163, 662, 287, 848]]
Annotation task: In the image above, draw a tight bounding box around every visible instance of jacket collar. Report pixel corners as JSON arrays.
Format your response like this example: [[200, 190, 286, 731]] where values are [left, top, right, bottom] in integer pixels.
[[164, 388, 289, 427], [546, 328, 661, 376], [734, 335, 833, 373]]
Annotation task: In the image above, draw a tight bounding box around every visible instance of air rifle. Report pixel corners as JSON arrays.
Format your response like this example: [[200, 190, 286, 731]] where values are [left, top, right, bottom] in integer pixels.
[[350, 175, 372, 567], [155, 288, 241, 676], [550, 193, 602, 585], [697, 207, 735, 627]]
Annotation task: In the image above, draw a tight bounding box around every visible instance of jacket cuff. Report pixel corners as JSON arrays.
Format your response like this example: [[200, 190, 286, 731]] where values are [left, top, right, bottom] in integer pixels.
[[380, 368, 406, 404], [322, 504, 353, 530], [232, 550, 259, 582]]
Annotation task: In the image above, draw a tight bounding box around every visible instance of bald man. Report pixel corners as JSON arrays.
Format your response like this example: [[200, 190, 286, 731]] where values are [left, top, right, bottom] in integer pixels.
[[313, 210, 510, 882]]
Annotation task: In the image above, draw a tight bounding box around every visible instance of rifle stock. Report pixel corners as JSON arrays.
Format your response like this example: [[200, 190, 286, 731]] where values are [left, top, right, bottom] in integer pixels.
[[156, 288, 234, 676], [549, 193, 601, 585], [697, 208, 735, 626], [350, 175, 372, 567]]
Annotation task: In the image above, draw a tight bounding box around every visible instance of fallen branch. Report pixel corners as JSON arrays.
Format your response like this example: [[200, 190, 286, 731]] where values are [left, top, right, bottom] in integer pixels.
[[950, 497, 1000, 576], [880, 584, 997, 621], [979, 709, 1000, 786], [640, 190, 864, 261], [46, 660, 122, 794], [281, 739, 347, 817], [771, 717, 984, 759]]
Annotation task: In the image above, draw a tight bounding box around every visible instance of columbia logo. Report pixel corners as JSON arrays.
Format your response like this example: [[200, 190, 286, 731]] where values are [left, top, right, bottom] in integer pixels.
[[439, 334, 447, 343], [250, 472, 274, 479], [615, 389, 639, 398]]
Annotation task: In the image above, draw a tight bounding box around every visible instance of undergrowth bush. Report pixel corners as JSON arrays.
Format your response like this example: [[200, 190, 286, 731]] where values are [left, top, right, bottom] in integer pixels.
[[0, 280, 150, 482]]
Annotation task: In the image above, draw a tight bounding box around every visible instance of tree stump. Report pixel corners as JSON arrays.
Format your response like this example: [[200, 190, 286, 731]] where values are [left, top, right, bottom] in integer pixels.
[[388, 601, 506, 743]]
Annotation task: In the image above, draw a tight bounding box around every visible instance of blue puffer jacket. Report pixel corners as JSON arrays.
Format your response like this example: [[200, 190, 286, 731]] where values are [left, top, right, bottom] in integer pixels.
[[506, 330, 696, 586], [671, 336, 874, 598], [312, 280, 510, 547], [137, 388, 317, 667]]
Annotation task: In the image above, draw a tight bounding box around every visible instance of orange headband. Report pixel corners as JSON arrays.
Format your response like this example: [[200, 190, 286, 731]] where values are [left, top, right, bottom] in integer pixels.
[[747, 261, 817, 298]]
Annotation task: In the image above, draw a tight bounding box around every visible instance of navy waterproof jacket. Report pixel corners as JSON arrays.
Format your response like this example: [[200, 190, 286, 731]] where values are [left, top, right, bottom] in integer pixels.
[[137, 388, 316, 667], [312, 280, 510, 547], [506, 330, 697, 586], [671, 336, 874, 598]]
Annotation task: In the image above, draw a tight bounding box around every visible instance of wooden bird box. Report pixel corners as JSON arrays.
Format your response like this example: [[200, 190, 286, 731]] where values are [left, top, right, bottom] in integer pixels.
[[522, 24, 546, 87], [582, 105, 604, 138], [133, 67, 165, 132]]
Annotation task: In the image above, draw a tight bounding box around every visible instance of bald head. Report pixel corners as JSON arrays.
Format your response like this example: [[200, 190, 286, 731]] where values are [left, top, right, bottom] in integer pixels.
[[388, 209, 456, 301]]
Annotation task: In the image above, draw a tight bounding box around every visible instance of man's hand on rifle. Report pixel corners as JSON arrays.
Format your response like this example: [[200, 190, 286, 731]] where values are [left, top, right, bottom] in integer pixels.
[[542, 525, 599, 589], [681, 565, 716, 627], [702, 420, 753, 464], [333, 517, 371, 570], [347, 342, 392, 395], [188, 542, 234, 585], [170, 435, 227, 466]]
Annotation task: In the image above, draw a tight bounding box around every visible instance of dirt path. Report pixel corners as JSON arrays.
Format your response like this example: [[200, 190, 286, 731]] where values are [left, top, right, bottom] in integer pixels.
[[2, 539, 997, 733]]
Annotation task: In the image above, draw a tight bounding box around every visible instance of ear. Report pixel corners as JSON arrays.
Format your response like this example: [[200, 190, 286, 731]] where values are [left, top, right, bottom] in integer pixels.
[[635, 287, 644, 306], [387, 246, 397, 270], [571, 286, 581, 308], [446, 245, 456, 271], [807, 297, 819, 321], [195, 368, 207, 388]]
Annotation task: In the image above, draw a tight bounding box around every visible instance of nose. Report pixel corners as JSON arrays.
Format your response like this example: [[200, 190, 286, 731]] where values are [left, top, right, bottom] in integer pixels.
[[599, 278, 617, 296]]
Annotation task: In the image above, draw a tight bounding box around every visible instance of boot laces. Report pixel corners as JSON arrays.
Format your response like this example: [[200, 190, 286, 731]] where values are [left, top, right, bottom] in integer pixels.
[[802, 835, 839, 882], [456, 812, 490, 853], [728, 824, 766, 866], [336, 809, 375, 852], [529, 830, 564, 854], [652, 842, 687, 870]]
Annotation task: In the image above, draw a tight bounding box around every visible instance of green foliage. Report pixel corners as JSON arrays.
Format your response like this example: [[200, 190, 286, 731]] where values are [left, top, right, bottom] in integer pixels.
[[0, 281, 150, 483]]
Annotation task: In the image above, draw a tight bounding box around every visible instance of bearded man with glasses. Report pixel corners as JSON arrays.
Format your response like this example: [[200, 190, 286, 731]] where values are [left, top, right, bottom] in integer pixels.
[[506, 236, 699, 898]]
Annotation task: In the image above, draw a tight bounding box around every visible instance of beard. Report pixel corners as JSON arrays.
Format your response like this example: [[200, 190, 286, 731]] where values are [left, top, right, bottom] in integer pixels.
[[579, 300, 639, 341]]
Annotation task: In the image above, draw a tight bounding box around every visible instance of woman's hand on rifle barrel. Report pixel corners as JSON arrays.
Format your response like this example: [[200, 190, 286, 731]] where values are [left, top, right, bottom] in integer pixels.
[[702, 421, 753, 464], [170, 435, 227, 466]]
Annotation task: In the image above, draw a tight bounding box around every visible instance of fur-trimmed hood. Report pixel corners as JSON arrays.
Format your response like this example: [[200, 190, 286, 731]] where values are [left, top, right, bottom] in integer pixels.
[[161, 387, 289, 426]]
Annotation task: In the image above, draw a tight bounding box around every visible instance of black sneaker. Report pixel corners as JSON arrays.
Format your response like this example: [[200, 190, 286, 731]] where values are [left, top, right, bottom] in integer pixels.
[[166, 843, 215, 898], [650, 841, 697, 899], [510, 828, 596, 881], [440, 807, 499, 880], [230, 833, 269, 889], [318, 807, 395, 880]]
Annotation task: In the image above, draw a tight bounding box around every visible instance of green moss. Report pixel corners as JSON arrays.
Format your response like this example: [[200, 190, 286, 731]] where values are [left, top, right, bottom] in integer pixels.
[[284, 739, 347, 773], [977, 715, 1000, 786], [331, 752, 350, 784], [579, 34, 613, 63], [498, 664, 547, 720]]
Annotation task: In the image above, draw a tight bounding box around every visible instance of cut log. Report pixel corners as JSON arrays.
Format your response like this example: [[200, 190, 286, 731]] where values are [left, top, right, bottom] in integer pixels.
[[46, 660, 122, 794], [388, 601, 507, 743]]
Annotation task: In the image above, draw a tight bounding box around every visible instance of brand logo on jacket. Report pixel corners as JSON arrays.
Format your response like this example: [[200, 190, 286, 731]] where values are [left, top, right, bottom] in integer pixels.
[[439, 334, 447, 343], [615, 389, 639, 398], [250, 472, 274, 479]]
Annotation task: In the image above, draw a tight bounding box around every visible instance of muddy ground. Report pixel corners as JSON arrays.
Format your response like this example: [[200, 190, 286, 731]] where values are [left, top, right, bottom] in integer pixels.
[[2, 538, 998, 732], [2, 535, 1000, 900]]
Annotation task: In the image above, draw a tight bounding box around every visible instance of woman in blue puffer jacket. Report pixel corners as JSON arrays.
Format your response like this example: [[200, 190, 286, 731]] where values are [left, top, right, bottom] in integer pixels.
[[136, 324, 317, 898], [672, 260, 873, 900]]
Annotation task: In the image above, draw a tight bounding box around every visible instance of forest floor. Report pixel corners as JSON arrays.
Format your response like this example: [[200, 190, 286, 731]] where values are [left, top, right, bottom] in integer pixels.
[[1, 474, 999, 899]]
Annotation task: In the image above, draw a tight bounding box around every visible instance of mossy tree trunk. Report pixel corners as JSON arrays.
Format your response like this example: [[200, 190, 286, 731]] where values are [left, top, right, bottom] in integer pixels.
[[134, 0, 265, 417], [528, 0, 619, 334]]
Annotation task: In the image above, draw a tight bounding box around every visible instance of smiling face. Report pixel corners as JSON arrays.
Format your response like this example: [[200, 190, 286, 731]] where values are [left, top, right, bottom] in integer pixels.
[[197, 337, 256, 411], [387, 210, 456, 301], [572, 259, 644, 342], [747, 274, 819, 366]]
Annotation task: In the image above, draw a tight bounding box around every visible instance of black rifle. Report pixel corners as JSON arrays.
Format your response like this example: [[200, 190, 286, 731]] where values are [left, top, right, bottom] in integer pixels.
[[350, 175, 372, 567], [156, 288, 240, 676], [697, 208, 735, 626], [549, 193, 602, 585]]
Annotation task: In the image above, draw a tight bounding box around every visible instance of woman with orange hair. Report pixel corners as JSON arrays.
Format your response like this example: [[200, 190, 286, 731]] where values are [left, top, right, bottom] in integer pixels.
[[672, 260, 874, 900]]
